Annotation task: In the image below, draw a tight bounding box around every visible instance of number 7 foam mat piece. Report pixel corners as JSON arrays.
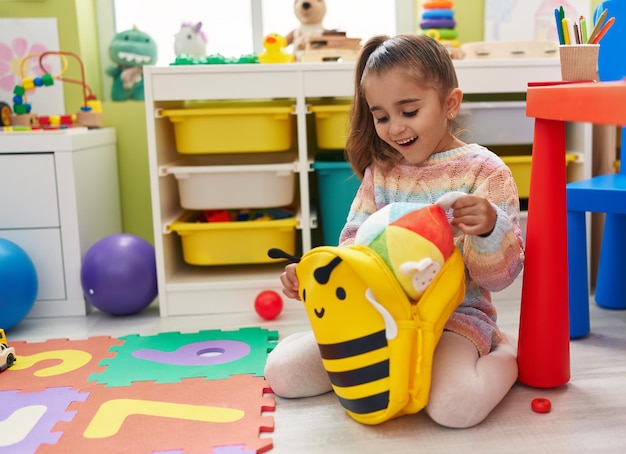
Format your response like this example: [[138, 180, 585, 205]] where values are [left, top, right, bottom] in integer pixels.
[[0, 327, 278, 454], [40, 375, 275, 454]]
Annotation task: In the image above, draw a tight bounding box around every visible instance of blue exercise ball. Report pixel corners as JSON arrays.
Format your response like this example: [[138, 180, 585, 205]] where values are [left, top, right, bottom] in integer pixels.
[[81, 233, 157, 315], [0, 238, 38, 329]]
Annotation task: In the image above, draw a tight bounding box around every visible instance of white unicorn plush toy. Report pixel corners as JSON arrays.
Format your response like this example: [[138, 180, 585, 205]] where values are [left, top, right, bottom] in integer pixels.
[[174, 22, 207, 58]]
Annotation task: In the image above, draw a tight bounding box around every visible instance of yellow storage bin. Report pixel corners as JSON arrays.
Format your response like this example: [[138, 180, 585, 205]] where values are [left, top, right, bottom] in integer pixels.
[[310, 104, 351, 150], [169, 210, 298, 265], [502, 154, 577, 199], [161, 106, 294, 154]]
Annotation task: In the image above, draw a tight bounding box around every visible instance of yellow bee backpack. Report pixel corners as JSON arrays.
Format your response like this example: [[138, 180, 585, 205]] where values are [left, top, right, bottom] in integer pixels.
[[270, 196, 466, 425]]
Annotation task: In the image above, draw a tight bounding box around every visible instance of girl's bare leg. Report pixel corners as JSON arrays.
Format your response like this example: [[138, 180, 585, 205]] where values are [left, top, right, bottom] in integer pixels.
[[426, 331, 518, 428], [264, 331, 332, 398]]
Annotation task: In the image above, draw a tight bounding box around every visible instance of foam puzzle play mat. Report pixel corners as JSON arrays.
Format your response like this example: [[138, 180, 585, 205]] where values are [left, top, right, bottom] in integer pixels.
[[0, 327, 278, 453]]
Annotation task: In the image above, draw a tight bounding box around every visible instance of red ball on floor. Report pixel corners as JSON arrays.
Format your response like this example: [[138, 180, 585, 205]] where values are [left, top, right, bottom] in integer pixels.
[[255, 290, 283, 320]]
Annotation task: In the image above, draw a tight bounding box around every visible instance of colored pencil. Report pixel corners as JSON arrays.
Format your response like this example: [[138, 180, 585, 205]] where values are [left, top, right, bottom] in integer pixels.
[[591, 16, 615, 44], [555, 8, 565, 44], [588, 9, 608, 44]]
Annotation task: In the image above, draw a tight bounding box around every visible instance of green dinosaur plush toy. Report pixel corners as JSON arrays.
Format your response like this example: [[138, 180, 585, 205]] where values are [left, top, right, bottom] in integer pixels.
[[106, 26, 157, 101]]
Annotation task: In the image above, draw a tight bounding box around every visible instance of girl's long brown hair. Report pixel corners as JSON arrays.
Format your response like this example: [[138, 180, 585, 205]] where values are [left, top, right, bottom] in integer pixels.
[[346, 34, 459, 179]]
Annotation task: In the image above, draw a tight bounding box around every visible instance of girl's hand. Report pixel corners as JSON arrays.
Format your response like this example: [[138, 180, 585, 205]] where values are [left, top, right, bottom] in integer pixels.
[[450, 194, 497, 237], [280, 263, 301, 300]]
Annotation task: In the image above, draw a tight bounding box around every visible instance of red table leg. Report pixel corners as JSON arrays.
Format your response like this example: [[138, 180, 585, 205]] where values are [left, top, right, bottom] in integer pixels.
[[517, 117, 571, 388]]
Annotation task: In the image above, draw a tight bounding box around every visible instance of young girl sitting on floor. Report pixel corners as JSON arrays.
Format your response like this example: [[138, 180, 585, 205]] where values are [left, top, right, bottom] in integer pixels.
[[265, 34, 524, 429]]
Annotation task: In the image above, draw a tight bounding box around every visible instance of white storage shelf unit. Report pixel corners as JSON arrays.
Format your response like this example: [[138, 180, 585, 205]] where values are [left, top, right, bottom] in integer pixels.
[[144, 60, 590, 316]]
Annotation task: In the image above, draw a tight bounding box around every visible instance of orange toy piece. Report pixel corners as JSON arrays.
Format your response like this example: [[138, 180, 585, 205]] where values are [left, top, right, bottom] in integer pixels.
[[422, 0, 454, 9]]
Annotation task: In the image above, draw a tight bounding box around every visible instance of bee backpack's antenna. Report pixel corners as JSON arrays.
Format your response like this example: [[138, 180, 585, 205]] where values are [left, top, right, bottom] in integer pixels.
[[267, 248, 301, 263]]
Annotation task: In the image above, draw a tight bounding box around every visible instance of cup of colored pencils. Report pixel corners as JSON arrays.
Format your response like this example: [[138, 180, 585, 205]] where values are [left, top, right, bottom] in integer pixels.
[[558, 44, 599, 81], [555, 6, 615, 81]]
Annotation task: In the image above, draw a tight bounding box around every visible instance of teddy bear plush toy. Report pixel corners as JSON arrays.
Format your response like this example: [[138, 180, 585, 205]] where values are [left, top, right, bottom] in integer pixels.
[[286, 0, 328, 53]]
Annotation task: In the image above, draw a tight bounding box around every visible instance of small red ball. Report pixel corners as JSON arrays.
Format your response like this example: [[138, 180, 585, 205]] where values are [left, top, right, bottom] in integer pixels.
[[255, 290, 283, 320], [531, 397, 552, 414]]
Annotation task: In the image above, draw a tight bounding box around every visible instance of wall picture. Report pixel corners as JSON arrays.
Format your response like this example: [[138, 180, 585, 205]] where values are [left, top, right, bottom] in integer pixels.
[[485, 0, 592, 42], [0, 18, 64, 116]]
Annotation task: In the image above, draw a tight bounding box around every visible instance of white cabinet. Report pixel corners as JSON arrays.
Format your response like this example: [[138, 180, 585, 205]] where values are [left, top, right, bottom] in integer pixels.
[[0, 128, 122, 317], [0, 154, 59, 228], [144, 60, 589, 316]]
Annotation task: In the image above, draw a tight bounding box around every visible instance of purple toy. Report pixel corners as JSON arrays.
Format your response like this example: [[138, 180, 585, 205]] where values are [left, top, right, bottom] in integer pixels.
[[81, 234, 157, 315], [420, 18, 456, 29]]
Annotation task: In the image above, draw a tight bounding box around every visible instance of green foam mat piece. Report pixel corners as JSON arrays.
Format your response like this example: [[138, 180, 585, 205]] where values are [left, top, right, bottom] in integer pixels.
[[88, 327, 278, 387]]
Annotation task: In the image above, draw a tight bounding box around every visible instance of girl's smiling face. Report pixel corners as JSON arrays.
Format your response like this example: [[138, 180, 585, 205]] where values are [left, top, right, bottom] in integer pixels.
[[363, 68, 463, 165]]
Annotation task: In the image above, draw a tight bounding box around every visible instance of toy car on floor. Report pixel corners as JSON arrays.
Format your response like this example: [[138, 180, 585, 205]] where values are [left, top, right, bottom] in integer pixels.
[[0, 328, 16, 372], [1, 343, 16, 372]]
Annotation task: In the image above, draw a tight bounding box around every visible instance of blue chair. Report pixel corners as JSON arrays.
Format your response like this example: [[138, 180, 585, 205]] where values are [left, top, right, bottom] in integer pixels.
[[568, 0, 626, 338]]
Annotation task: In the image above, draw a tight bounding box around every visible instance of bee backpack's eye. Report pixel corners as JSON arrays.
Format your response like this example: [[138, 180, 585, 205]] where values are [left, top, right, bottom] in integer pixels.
[[302, 288, 307, 302], [336, 287, 346, 300]]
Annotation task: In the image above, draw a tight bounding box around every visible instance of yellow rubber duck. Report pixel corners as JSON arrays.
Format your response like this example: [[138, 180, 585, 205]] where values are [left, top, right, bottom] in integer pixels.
[[258, 33, 295, 64]]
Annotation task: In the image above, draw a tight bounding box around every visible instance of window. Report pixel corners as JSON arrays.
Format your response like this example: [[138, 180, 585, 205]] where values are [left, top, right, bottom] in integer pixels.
[[96, 0, 416, 98], [111, 0, 254, 64], [262, 1, 401, 55]]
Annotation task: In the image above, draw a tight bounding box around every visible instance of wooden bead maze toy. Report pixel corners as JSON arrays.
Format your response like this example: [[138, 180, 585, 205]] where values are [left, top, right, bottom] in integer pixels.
[[9, 51, 103, 130]]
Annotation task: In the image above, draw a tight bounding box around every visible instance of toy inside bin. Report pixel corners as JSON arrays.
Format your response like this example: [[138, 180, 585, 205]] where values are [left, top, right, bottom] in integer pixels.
[[161, 105, 295, 154], [169, 209, 298, 266]]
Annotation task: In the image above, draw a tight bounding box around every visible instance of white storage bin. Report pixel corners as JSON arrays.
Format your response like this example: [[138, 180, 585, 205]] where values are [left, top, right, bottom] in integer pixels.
[[161, 162, 297, 210], [458, 101, 533, 145]]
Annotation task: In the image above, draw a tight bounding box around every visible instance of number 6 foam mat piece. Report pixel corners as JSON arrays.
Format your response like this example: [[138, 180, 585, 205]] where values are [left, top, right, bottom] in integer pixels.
[[0, 327, 278, 454]]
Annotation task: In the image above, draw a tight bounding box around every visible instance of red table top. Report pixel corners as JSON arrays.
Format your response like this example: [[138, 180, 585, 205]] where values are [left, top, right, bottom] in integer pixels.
[[526, 80, 626, 125]]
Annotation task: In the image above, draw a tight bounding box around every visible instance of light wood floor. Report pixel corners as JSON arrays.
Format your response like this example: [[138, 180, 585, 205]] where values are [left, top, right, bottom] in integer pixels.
[[8, 293, 626, 454]]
